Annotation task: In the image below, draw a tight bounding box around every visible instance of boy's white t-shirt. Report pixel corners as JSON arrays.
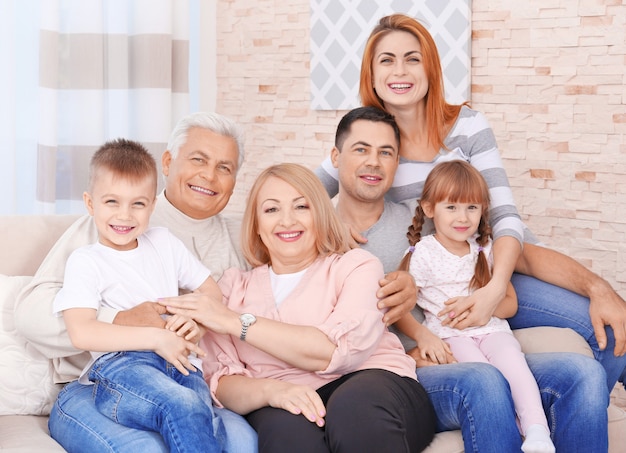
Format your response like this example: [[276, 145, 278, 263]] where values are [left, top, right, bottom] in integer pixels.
[[53, 227, 211, 383]]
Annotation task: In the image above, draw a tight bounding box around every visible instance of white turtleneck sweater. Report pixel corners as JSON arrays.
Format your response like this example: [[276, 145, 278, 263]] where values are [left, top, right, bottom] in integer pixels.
[[15, 191, 248, 383]]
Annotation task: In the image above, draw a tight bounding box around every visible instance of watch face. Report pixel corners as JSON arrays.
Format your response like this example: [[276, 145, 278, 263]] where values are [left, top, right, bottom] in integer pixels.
[[240, 313, 256, 326]]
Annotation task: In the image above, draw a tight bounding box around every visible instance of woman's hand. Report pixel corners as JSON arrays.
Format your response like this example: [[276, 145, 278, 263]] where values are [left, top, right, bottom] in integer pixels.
[[158, 292, 238, 335], [376, 271, 417, 325], [266, 380, 327, 427], [439, 279, 507, 330], [152, 329, 205, 376]]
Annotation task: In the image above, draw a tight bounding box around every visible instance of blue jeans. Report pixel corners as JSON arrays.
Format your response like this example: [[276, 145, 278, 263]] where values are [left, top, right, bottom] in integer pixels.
[[417, 352, 608, 453], [509, 272, 626, 390], [87, 351, 223, 453], [49, 359, 257, 453]]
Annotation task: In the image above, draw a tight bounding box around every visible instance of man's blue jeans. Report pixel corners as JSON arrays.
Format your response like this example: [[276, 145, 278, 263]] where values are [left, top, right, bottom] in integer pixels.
[[509, 272, 626, 390], [417, 353, 608, 453], [49, 354, 257, 453]]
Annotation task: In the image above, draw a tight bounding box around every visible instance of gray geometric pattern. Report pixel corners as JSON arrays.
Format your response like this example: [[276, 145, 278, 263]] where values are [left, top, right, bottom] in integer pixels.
[[310, 0, 471, 110]]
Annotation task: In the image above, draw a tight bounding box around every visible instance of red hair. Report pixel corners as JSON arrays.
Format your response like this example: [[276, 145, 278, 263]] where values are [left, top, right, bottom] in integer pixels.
[[398, 161, 492, 290], [359, 14, 468, 152]]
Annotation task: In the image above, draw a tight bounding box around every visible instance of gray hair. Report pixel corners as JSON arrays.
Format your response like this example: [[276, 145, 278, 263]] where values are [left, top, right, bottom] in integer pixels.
[[167, 111, 245, 172]]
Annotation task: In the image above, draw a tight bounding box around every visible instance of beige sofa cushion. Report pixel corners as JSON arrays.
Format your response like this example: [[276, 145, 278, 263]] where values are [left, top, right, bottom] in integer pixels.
[[0, 275, 61, 415], [0, 215, 80, 276], [0, 415, 65, 451], [513, 326, 593, 357]]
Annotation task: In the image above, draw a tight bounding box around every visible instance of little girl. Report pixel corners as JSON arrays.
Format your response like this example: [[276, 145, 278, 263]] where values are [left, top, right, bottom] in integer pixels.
[[396, 160, 555, 453]]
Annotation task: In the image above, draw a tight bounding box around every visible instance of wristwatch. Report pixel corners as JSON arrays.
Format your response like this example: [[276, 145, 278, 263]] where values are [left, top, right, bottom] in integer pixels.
[[239, 313, 257, 341]]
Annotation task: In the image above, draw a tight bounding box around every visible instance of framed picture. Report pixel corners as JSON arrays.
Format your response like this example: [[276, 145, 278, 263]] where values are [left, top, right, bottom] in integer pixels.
[[310, 0, 472, 110]]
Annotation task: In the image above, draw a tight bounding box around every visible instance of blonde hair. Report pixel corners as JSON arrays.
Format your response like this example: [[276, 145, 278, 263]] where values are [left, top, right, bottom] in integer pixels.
[[359, 13, 469, 153], [241, 163, 352, 267], [398, 161, 493, 290]]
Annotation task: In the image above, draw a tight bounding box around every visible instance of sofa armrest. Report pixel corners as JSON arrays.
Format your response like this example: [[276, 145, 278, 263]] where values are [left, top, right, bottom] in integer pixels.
[[0, 215, 80, 276]]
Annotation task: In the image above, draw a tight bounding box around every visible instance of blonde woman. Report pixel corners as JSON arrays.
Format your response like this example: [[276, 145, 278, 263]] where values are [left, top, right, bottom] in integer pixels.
[[160, 163, 436, 453]]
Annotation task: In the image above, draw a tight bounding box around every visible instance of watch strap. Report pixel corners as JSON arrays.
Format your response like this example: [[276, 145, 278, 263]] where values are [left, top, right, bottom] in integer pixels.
[[240, 324, 250, 341]]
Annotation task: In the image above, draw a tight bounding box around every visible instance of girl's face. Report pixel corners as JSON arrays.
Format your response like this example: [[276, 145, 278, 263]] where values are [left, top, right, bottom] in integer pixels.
[[255, 176, 318, 274], [372, 31, 429, 111], [422, 200, 483, 253]]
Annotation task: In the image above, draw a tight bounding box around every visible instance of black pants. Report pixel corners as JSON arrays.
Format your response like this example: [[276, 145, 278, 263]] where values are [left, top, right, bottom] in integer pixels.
[[246, 369, 436, 453]]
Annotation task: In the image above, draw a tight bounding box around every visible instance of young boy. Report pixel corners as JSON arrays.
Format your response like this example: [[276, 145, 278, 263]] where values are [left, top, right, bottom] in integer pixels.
[[53, 138, 225, 453]]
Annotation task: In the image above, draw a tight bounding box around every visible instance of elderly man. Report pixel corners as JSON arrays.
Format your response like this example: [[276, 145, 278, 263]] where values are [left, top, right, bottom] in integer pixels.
[[15, 112, 256, 452]]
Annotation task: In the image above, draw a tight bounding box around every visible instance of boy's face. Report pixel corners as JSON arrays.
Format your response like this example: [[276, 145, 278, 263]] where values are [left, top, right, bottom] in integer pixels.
[[83, 169, 156, 251], [331, 119, 399, 204]]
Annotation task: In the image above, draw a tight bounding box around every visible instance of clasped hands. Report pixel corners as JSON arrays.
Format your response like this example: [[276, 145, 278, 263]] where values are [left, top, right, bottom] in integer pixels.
[[113, 294, 228, 376], [380, 273, 506, 367]]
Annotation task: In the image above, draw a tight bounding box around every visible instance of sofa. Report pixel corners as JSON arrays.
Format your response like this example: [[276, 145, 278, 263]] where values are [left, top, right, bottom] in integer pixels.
[[1, 214, 625, 452]]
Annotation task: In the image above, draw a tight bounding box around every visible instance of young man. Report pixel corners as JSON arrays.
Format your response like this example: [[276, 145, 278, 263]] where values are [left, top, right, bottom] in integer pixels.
[[15, 112, 254, 452], [327, 106, 610, 452]]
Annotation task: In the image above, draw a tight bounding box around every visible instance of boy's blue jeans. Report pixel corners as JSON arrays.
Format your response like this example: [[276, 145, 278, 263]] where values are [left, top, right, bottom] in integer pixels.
[[88, 351, 224, 453], [49, 379, 257, 453]]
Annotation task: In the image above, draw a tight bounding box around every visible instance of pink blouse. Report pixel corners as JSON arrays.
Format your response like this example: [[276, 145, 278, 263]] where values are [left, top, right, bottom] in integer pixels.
[[201, 248, 416, 405]]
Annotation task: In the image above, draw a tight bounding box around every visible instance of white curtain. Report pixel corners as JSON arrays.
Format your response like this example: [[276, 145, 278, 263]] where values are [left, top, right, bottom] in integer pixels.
[[0, 0, 200, 215]]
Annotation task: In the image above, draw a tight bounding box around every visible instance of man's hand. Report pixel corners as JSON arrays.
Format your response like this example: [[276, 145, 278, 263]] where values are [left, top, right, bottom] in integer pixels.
[[588, 279, 626, 356], [376, 271, 417, 325], [113, 301, 167, 328], [346, 224, 367, 248], [517, 243, 626, 356]]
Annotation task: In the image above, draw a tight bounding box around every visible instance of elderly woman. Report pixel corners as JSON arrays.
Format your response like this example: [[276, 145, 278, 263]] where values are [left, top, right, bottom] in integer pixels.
[[160, 163, 436, 453]]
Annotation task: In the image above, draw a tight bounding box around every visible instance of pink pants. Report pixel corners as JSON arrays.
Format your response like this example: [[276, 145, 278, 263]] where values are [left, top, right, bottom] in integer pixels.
[[445, 331, 548, 435]]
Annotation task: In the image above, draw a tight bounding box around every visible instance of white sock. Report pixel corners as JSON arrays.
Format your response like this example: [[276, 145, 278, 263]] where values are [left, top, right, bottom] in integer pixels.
[[521, 424, 555, 453]]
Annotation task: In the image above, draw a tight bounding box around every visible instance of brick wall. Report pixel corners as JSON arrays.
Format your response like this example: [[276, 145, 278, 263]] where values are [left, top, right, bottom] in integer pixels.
[[215, 0, 626, 296]]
